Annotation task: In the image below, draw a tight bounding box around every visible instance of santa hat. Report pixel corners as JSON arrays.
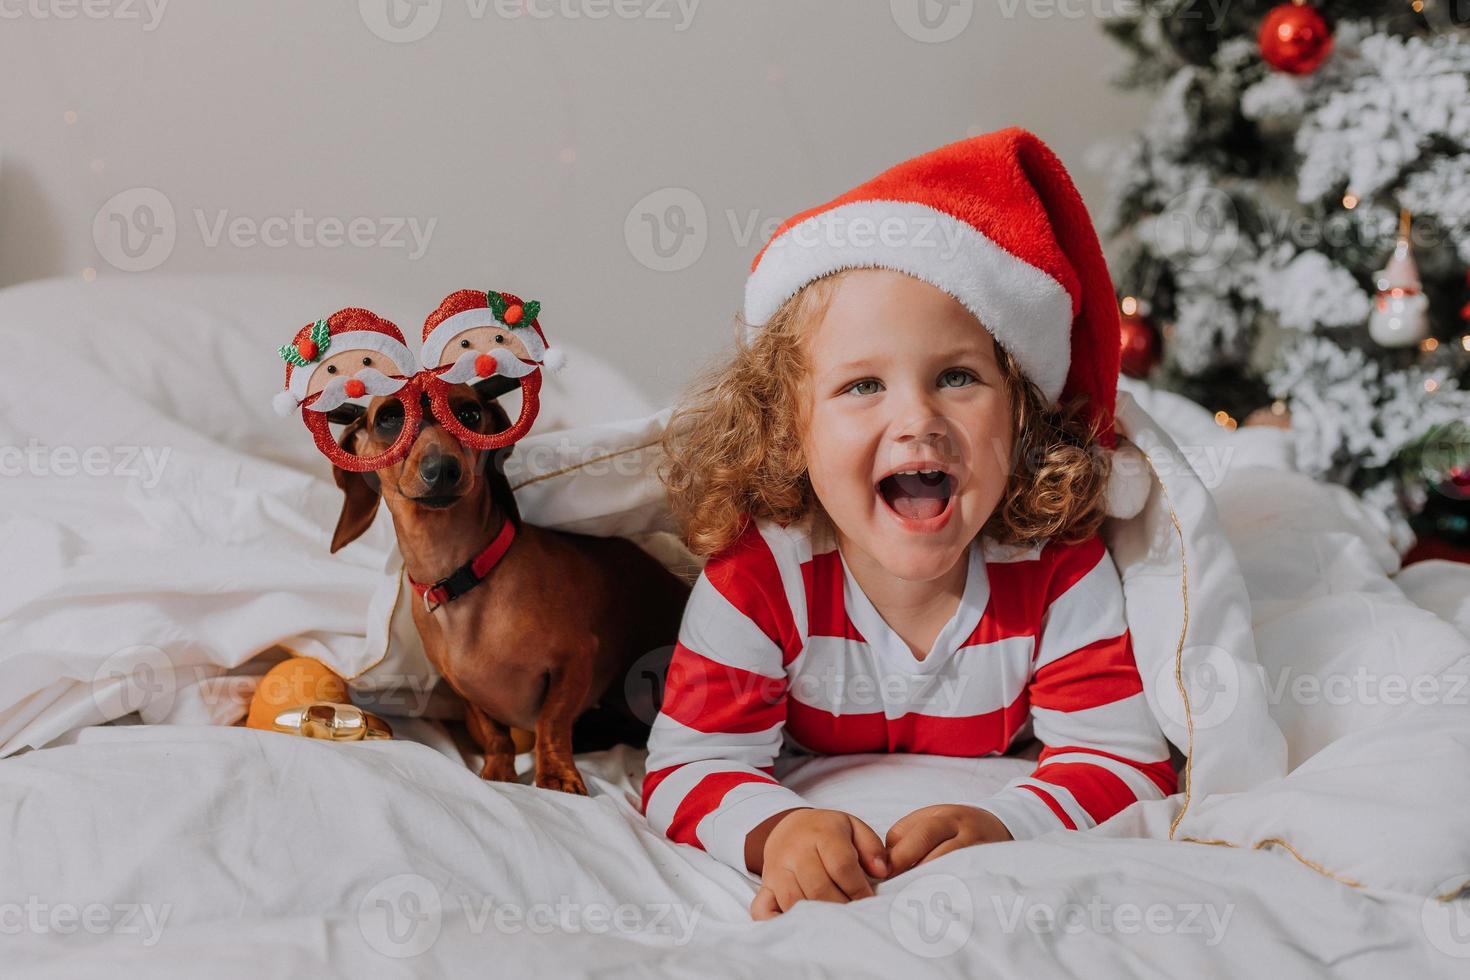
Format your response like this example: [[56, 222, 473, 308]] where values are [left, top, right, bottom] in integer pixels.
[[742, 126, 1149, 519], [273, 308, 417, 417], [421, 289, 566, 373]]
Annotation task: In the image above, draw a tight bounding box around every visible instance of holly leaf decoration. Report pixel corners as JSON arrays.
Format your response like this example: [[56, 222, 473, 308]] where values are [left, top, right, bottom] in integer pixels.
[[486, 291, 540, 326], [310, 318, 332, 358], [278, 318, 332, 366], [486, 291, 509, 321], [278, 343, 309, 367]]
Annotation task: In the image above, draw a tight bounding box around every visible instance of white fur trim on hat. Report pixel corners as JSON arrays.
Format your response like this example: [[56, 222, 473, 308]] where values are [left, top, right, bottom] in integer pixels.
[[421, 309, 547, 369], [284, 329, 417, 403], [743, 200, 1074, 406], [1105, 441, 1151, 519]]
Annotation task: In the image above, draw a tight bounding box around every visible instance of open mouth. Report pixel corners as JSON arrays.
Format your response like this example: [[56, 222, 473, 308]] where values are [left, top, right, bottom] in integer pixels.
[[877, 468, 955, 523]]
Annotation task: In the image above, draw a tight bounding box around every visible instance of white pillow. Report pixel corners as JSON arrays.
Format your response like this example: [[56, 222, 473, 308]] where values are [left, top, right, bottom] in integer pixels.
[[1105, 392, 1291, 803], [1166, 693, 1470, 899], [1395, 560, 1470, 641], [1213, 466, 1470, 767], [1124, 462, 1470, 898]]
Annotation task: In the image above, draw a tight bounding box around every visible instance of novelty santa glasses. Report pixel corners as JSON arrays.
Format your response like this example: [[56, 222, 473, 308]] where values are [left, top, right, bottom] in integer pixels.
[[272, 290, 563, 472]]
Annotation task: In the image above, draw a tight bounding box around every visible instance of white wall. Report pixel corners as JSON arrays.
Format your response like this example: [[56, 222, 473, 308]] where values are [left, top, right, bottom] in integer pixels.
[[1, 0, 1147, 401]]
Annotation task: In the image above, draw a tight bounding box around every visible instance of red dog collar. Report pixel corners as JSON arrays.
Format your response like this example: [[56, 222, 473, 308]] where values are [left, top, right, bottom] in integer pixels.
[[409, 518, 517, 613]]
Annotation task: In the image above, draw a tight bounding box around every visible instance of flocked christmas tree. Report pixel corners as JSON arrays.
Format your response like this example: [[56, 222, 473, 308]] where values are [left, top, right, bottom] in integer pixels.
[[1090, 0, 1470, 551]]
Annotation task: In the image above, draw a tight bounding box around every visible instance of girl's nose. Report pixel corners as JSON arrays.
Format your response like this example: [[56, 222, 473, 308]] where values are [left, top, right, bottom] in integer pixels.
[[895, 415, 950, 444], [889, 388, 950, 443]]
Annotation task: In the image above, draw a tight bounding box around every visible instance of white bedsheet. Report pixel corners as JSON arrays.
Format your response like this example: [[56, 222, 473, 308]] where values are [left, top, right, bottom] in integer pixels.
[[2, 723, 1463, 979], [3, 276, 1469, 977]]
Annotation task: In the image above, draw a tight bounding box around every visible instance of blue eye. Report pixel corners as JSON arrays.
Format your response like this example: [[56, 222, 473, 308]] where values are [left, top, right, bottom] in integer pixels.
[[846, 379, 883, 396], [939, 369, 977, 389]]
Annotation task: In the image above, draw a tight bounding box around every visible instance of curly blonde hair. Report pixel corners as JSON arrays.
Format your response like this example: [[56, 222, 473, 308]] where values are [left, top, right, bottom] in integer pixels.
[[661, 272, 1112, 558]]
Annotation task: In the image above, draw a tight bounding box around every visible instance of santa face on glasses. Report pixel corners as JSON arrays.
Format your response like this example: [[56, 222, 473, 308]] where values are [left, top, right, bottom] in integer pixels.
[[434, 326, 541, 384], [420, 289, 565, 385], [273, 311, 418, 418]]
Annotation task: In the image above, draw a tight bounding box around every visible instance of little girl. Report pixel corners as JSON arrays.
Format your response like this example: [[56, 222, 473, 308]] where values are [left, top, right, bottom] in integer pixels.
[[642, 127, 1174, 919]]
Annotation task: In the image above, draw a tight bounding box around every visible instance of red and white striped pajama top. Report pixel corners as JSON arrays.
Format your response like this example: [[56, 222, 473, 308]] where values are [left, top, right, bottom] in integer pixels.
[[641, 514, 1177, 872]]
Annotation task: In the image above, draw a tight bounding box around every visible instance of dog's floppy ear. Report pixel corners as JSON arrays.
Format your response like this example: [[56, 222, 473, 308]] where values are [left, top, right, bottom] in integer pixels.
[[330, 417, 381, 554], [479, 392, 523, 529]]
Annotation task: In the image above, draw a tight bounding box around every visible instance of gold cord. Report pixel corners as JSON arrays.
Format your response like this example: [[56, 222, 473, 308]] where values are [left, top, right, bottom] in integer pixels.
[[1179, 835, 1364, 889], [1141, 452, 1194, 841]]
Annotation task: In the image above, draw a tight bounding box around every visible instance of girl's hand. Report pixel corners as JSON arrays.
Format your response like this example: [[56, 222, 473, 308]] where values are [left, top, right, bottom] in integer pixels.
[[749, 808, 889, 919], [884, 804, 1013, 876]]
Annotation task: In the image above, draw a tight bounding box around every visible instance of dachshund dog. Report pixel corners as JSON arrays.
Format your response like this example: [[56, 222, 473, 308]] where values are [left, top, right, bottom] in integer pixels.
[[329, 381, 689, 794]]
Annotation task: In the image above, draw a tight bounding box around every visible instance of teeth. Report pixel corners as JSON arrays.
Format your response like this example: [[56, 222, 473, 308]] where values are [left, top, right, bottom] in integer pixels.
[[894, 468, 941, 476]]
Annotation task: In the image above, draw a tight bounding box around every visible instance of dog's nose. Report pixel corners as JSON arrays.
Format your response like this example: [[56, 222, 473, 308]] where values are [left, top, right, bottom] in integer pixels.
[[418, 453, 461, 490]]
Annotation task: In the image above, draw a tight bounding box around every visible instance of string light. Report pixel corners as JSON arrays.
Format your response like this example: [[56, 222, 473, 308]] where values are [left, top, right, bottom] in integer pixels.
[[1342, 192, 1359, 209], [1460, 335, 1470, 352], [1120, 295, 1139, 316], [1421, 337, 1440, 352], [1424, 378, 1440, 393], [1214, 410, 1238, 430]]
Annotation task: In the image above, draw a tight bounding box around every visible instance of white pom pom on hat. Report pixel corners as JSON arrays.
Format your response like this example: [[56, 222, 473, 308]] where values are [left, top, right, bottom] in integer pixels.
[[1105, 442, 1151, 520]]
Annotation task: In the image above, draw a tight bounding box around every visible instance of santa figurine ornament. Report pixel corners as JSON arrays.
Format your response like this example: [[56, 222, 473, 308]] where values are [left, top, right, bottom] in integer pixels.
[[419, 288, 564, 449], [273, 307, 424, 472]]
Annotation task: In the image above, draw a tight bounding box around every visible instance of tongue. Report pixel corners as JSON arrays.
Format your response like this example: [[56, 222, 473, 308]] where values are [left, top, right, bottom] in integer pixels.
[[881, 472, 949, 521]]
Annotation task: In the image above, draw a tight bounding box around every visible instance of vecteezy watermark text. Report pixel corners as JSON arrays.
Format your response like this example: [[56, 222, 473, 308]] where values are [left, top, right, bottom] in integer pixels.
[[0, 440, 171, 489], [357, 874, 701, 958], [0, 897, 171, 947], [0, 0, 168, 30], [359, 0, 700, 43], [93, 187, 437, 273]]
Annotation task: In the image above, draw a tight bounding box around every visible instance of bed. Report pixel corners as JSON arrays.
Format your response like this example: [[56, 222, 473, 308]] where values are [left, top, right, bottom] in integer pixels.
[[2, 274, 1469, 978]]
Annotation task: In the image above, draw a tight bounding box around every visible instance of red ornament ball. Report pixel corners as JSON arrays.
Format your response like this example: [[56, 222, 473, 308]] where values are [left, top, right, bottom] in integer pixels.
[[1119, 310, 1162, 379], [1259, 2, 1333, 75]]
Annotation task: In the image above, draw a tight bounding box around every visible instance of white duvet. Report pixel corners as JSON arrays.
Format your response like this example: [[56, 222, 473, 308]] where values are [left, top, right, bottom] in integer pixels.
[[2, 276, 1469, 978]]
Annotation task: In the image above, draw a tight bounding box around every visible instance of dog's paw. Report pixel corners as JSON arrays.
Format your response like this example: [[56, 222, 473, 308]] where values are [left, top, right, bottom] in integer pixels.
[[535, 766, 588, 796], [479, 758, 519, 783]]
